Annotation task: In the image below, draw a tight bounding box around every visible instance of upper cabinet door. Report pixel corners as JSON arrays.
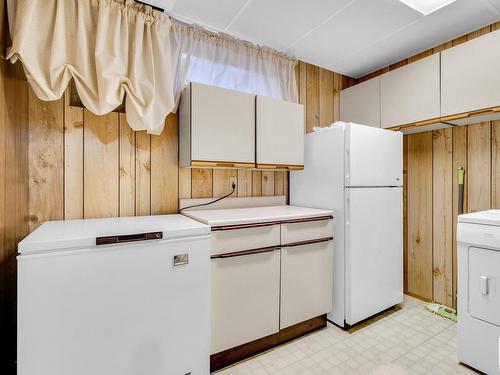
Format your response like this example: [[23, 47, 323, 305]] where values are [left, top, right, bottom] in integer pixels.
[[441, 29, 500, 118], [381, 54, 440, 129], [180, 83, 256, 168], [256, 96, 304, 169], [340, 77, 380, 128]]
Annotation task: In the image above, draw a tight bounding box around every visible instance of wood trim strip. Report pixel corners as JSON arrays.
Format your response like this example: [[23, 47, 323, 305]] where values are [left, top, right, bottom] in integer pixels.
[[280, 215, 333, 224], [210, 315, 327, 372], [191, 160, 256, 169], [211, 245, 281, 259], [211, 221, 281, 231], [282, 237, 333, 248], [257, 163, 304, 171]]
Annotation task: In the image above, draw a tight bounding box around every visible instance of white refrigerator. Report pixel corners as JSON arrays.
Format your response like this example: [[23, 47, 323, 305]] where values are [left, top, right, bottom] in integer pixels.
[[290, 122, 403, 327]]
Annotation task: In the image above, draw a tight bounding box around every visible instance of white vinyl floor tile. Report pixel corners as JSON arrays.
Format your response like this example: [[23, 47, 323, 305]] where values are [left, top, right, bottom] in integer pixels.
[[214, 295, 479, 375]]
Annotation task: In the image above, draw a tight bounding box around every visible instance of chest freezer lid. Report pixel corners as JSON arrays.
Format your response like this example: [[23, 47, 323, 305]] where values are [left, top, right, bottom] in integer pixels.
[[18, 215, 211, 254], [458, 210, 500, 226]]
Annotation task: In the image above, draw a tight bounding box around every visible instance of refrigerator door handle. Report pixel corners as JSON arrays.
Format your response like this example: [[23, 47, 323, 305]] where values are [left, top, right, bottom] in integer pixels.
[[345, 193, 350, 226]]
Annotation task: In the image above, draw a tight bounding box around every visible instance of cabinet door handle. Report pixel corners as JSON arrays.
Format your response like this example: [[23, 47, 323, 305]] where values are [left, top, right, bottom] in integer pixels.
[[211, 246, 280, 259], [281, 215, 333, 224], [96, 232, 162, 245], [282, 237, 333, 248], [212, 222, 280, 231]]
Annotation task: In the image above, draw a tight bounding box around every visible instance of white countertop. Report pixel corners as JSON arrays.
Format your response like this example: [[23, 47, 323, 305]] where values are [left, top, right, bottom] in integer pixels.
[[183, 205, 334, 227]]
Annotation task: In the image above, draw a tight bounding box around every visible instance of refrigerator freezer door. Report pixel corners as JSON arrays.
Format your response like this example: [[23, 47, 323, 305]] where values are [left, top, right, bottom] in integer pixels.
[[345, 187, 403, 325], [345, 123, 402, 187]]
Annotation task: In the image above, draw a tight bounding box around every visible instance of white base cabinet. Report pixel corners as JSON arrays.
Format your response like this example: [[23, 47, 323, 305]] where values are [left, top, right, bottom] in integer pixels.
[[211, 249, 281, 354], [208, 216, 333, 354], [280, 240, 333, 329]]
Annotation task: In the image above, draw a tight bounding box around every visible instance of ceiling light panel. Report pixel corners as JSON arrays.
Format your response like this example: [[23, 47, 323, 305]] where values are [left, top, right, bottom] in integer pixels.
[[398, 0, 457, 15]]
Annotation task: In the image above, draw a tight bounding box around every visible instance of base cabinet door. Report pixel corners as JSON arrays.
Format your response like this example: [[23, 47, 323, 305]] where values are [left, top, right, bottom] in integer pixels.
[[211, 249, 280, 354], [280, 240, 333, 329]]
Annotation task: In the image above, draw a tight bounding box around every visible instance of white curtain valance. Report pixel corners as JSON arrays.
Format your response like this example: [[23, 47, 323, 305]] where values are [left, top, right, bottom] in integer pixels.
[[170, 20, 298, 107], [7, 0, 174, 135]]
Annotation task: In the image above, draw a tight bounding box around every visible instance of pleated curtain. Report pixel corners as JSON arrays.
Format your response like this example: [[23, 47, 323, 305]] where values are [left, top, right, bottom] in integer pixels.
[[6, 1, 298, 134], [6, 0, 175, 134]]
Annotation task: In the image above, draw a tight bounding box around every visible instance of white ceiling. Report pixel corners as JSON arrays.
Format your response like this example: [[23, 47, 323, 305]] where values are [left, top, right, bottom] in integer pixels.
[[149, 0, 500, 78]]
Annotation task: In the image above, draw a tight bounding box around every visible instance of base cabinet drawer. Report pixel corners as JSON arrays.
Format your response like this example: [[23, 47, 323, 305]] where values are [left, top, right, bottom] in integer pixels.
[[280, 240, 333, 329], [211, 249, 280, 354], [281, 218, 333, 245], [211, 223, 280, 256]]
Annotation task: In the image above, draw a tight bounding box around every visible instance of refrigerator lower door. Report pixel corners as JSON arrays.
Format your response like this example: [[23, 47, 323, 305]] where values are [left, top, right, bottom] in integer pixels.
[[345, 187, 403, 325]]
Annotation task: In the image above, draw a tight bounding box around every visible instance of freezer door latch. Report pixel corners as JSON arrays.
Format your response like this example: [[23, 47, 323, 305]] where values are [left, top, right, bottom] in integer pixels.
[[173, 254, 189, 266]]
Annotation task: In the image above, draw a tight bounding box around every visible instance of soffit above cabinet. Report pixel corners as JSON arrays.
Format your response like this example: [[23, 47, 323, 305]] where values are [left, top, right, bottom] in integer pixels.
[[153, 0, 500, 78]]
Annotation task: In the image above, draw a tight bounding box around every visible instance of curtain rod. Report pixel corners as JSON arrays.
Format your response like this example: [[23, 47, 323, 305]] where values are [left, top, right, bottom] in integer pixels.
[[135, 0, 164, 13]]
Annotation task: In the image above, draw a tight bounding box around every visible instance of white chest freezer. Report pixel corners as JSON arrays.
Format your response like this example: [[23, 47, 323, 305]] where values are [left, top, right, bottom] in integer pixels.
[[17, 215, 211, 375]]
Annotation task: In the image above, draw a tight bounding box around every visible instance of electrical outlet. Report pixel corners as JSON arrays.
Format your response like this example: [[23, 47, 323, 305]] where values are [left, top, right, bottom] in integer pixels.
[[229, 177, 237, 191]]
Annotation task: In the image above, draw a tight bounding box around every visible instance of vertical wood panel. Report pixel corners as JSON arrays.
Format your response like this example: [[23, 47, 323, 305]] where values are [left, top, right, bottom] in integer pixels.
[[3, 59, 30, 375], [28, 89, 64, 230], [252, 171, 262, 196], [432, 129, 453, 307], [192, 169, 213, 198], [262, 171, 275, 196], [64, 90, 84, 219], [407, 132, 433, 300], [274, 171, 284, 196], [179, 168, 192, 199], [151, 113, 178, 214], [319, 68, 333, 126], [213, 169, 237, 197], [491, 121, 500, 208], [83, 110, 119, 218], [119, 113, 135, 217], [237, 169, 252, 197], [467, 122, 491, 213], [305, 63, 319, 133], [452, 125, 467, 307], [333, 73, 341, 122], [135, 131, 151, 216]]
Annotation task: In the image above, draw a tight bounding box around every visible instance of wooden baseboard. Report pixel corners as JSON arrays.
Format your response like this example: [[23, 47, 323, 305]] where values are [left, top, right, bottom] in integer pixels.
[[210, 315, 327, 372]]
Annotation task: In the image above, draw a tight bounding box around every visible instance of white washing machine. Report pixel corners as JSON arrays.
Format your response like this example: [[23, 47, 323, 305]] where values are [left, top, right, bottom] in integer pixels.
[[458, 210, 500, 374]]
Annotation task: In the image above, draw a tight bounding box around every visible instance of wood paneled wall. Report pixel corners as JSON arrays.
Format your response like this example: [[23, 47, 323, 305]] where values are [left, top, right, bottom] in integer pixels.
[[24, 61, 345, 227], [405, 122, 500, 307]]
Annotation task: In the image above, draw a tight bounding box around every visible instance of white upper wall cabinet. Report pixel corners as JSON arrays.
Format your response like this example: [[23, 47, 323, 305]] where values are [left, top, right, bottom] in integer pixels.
[[179, 82, 256, 168], [340, 77, 380, 128], [381, 54, 441, 129], [256, 96, 304, 169], [441, 29, 500, 118]]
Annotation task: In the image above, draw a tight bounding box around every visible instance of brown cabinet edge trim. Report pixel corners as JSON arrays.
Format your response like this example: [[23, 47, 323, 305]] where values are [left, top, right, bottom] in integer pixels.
[[211, 221, 281, 231], [280, 215, 333, 224], [211, 215, 333, 232], [210, 315, 327, 372], [211, 246, 280, 259], [282, 237, 333, 248]]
